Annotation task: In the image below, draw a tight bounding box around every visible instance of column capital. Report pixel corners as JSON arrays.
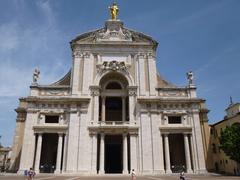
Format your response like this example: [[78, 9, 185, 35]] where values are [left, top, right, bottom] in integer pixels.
[[122, 133, 128, 137], [100, 132, 105, 137], [129, 132, 138, 136], [90, 132, 98, 136], [162, 132, 170, 136], [34, 132, 43, 136], [90, 85, 101, 97], [58, 133, 64, 136]]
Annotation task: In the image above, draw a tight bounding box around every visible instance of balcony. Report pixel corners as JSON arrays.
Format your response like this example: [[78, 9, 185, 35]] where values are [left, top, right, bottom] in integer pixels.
[[88, 121, 138, 134]]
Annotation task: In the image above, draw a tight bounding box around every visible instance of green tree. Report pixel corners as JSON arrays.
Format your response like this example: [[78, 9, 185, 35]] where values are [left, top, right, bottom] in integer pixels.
[[219, 124, 240, 163]]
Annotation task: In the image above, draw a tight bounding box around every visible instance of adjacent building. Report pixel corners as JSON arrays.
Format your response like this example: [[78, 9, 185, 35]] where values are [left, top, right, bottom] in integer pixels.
[[0, 147, 11, 172], [207, 102, 240, 175], [10, 5, 209, 175]]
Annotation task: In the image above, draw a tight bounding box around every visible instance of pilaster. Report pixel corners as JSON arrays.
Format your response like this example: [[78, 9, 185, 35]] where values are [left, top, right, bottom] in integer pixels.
[[18, 111, 38, 174]]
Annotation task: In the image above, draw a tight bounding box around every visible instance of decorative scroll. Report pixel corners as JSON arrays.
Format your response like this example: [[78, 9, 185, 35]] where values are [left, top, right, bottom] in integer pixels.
[[97, 61, 128, 75]]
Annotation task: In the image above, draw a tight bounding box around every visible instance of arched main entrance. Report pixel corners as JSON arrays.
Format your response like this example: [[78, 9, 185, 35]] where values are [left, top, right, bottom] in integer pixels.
[[97, 72, 130, 174]]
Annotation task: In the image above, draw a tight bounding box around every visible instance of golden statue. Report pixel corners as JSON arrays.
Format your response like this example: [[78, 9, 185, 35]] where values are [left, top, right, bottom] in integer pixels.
[[109, 2, 119, 20]]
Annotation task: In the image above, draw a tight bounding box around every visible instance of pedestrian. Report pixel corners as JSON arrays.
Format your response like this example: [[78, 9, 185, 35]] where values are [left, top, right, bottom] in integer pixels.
[[27, 167, 35, 180], [131, 169, 136, 180], [180, 171, 185, 180]]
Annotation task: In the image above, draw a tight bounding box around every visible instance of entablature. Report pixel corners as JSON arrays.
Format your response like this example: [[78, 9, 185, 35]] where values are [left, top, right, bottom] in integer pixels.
[[159, 126, 192, 134], [137, 98, 203, 113], [33, 124, 68, 134]]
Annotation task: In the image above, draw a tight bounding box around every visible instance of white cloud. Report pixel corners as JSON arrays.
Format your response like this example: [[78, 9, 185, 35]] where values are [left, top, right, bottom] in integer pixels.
[[0, 1, 68, 97], [37, 0, 55, 27]]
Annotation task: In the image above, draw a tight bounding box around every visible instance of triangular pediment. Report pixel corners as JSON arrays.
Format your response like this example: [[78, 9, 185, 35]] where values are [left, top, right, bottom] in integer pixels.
[[71, 20, 158, 48]]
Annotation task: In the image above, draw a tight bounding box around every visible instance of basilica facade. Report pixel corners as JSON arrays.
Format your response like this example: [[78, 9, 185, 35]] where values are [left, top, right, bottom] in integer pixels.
[[10, 14, 209, 175]]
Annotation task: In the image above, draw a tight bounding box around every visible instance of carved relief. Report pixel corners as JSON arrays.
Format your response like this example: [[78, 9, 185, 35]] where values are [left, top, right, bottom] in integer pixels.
[[97, 61, 128, 75], [137, 53, 147, 59], [40, 90, 69, 96], [128, 86, 137, 96], [96, 24, 132, 42], [73, 51, 83, 58], [90, 86, 101, 96], [158, 90, 187, 97], [73, 51, 90, 58]]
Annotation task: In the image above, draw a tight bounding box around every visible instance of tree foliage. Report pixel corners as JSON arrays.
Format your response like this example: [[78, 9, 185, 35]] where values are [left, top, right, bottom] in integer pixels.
[[219, 123, 240, 163]]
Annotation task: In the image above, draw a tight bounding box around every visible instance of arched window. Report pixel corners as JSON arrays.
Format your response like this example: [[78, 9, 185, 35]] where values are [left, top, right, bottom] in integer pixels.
[[106, 82, 122, 89]]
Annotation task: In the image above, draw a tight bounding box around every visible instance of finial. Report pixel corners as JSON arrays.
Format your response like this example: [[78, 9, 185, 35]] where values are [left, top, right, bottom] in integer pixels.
[[109, 2, 119, 20], [186, 71, 194, 85]]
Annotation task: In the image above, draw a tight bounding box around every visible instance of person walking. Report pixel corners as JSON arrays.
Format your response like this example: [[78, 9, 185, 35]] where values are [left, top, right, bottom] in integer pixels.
[[180, 171, 185, 180], [131, 169, 136, 180], [27, 167, 35, 180]]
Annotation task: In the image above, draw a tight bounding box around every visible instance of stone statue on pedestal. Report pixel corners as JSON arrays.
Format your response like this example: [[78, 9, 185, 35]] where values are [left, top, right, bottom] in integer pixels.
[[32, 68, 40, 84], [186, 71, 194, 85]]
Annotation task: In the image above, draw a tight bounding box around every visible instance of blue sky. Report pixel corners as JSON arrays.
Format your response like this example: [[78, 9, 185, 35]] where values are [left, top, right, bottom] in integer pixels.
[[0, 0, 240, 146]]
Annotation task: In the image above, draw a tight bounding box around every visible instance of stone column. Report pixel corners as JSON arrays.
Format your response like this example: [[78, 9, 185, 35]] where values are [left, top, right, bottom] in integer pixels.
[[102, 97, 106, 122], [34, 133, 42, 173], [184, 133, 193, 173], [122, 133, 128, 174], [122, 97, 126, 122], [62, 133, 68, 172], [99, 133, 105, 174], [55, 133, 63, 174], [164, 133, 172, 173], [190, 134, 196, 172], [159, 134, 165, 173], [91, 133, 98, 174]]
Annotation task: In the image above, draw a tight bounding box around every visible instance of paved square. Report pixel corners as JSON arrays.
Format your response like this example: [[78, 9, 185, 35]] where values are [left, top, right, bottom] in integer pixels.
[[0, 174, 239, 180]]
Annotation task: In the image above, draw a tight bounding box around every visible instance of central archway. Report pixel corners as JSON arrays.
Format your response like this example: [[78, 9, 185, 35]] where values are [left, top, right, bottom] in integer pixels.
[[97, 72, 130, 174], [99, 72, 129, 123]]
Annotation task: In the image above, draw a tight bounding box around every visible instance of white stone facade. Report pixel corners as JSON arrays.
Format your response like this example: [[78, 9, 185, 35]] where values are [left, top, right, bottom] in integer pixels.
[[10, 19, 208, 175]]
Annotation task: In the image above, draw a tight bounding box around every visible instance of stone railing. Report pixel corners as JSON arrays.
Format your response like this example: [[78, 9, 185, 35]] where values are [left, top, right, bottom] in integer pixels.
[[157, 88, 188, 98], [39, 88, 69, 96], [89, 121, 130, 126]]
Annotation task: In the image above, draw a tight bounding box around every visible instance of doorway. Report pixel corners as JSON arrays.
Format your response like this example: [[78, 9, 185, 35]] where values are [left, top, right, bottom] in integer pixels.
[[39, 133, 58, 173], [169, 134, 186, 173], [105, 135, 123, 173]]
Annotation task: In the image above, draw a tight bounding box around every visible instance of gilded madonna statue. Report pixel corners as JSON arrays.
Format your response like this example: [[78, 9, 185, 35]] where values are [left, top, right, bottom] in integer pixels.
[[109, 2, 119, 20]]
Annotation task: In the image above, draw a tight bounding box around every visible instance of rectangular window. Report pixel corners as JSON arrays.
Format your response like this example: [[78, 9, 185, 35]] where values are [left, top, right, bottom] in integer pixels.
[[168, 116, 181, 124], [45, 115, 59, 123]]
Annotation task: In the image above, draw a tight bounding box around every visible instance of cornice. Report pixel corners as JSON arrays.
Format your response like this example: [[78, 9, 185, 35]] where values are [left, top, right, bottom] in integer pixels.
[[137, 97, 205, 103], [23, 96, 90, 103]]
